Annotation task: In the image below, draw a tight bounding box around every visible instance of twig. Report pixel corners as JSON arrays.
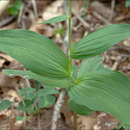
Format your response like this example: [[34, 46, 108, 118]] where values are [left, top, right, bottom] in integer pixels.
[[109, 0, 115, 21], [31, 0, 38, 19], [112, 56, 122, 70], [92, 11, 111, 25], [51, 89, 66, 130], [114, 14, 130, 22], [72, 11, 90, 29], [73, 113, 77, 130], [38, 114, 41, 130], [16, 2, 27, 29], [0, 16, 16, 27], [111, 46, 130, 52], [17, 3, 24, 25], [23, 69, 31, 87]]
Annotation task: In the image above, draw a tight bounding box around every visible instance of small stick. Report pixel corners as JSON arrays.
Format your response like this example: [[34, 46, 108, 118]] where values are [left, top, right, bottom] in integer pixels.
[[112, 56, 122, 70], [114, 14, 130, 22], [31, 0, 38, 19], [23, 69, 31, 87], [73, 113, 77, 130], [51, 89, 66, 130], [111, 46, 130, 52], [17, 3, 24, 25], [72, 11, 90, 29], [38, 114, 41, 130], [92, 11, 111, 25], [109, 0, 115, 21], [0, 16, 16, 27]]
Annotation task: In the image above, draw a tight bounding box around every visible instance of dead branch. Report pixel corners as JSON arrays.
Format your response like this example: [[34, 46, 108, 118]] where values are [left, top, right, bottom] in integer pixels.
[[92, 11, 111, 25], [0, 16, 16, 27], [51, 89, 66, 130], [72, 11, 90, 29], [109, 0, 116, 21]]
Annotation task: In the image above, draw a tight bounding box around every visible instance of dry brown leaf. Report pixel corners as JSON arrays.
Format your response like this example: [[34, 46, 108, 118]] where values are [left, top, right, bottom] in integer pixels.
[[0, 72, 19, 89], [90, 1, 116, 19], [93, 112, 119, 130], [29, 18, 44, 33], [42, 0, 64, 21], [77, 112, 97, 130]]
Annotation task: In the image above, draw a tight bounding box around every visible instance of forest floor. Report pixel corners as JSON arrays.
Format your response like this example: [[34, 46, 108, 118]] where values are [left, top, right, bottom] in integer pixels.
[[0, 0, 130, 130]]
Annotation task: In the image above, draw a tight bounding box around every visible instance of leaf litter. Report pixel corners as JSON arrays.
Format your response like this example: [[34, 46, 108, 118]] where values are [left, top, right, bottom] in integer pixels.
[[0, 0, 130, 130]]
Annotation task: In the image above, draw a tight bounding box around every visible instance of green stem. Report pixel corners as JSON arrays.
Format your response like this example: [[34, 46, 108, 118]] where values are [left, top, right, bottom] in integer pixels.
[[68, 0, 72, 76]]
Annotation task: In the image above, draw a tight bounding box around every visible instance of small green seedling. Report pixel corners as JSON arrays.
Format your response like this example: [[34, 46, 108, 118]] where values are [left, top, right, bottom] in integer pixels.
[[53, 26, 65, 37], [18, 86, 58, 115], [0, 0, 130, 129], [0, 99, 12, 110]]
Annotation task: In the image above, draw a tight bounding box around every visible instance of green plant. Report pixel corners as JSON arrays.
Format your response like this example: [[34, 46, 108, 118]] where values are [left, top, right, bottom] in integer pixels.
[[125, 0, 130, 7], [18, 86, 58, 115], [0, 0, 130, 129], [53, 26, 65, 37], [0, 84, 58, 120], [8, 0, 22, 16]]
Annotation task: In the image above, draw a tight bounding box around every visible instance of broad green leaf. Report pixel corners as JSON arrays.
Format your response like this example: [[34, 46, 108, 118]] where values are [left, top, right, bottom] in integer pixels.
[[3, 69, 72, 88], [3, 69, 32, 79], [71, 24, 130, 59], [69, 100, 93, 115], [41, 14, 68, 24], [79, 56, 110, 78], [38, 95, 55, 108], [0, 29, 69, 79], [43, 85, 59, 93], [19, 87, 36, 100], [18, 100, 34, 114], [19, 87, 36, 96], [8, 8, 19, 15], [0, 100, 12, 110], [18, 102, 26, 111], [69, 71, 130, 128], [126, 0, 130, 7], [36, 88, 58, 97]]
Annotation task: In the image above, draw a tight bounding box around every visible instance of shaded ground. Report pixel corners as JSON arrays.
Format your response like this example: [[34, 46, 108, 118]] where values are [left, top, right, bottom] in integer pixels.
[[0, 0, 130, 130]]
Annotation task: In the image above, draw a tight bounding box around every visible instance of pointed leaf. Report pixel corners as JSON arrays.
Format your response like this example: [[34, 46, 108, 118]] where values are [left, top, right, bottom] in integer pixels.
[[79, 56, 110, 78], [0, 100, 12, 110], [69, 100, 93, 115], [69, 71, 130, 128], [41, 14, 68, 24], [0, 29, 69, 79], [71, 24, 130, 59], [3, 69, 72, 88], [38, 95, 55, 108], [36, 88, 58, 97], [19, 87, 36, 100]]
